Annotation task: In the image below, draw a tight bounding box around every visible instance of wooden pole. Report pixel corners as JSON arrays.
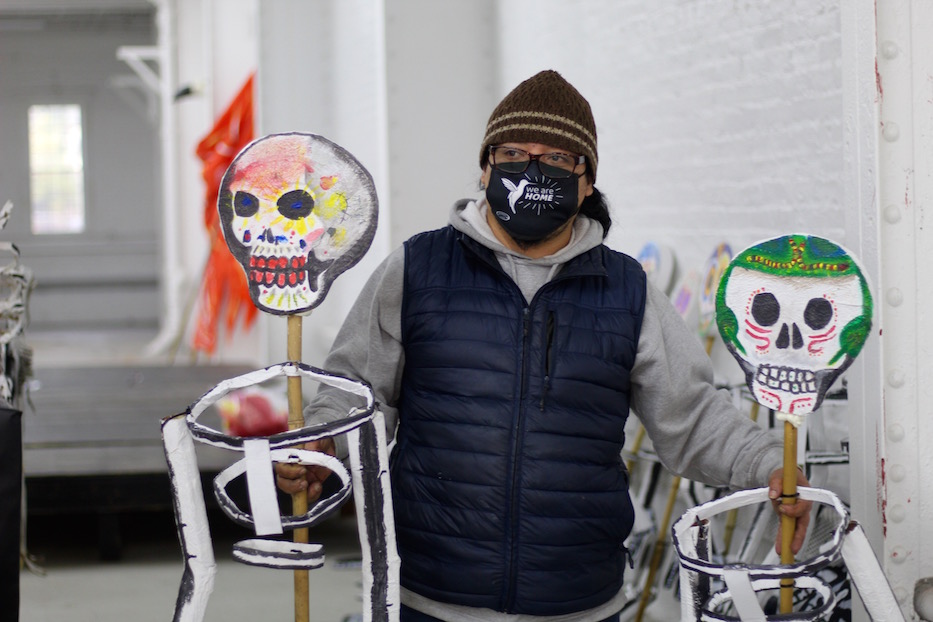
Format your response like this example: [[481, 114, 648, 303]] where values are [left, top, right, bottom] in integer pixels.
[[779, 420, 798, 614], [287, 314, 310, 622]]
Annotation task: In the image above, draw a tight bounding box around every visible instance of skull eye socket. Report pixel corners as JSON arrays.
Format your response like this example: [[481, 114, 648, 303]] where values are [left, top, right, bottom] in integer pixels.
[[277, 189, 314, 220], [804, 297, 833, 330], [751, 292, 780, 327], [234, 191, 259, 217]]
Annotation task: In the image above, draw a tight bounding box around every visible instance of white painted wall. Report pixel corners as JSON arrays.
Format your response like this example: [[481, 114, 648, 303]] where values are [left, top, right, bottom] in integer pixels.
[[5, 1, 928, 613], [0, 10, 160, 329], [494, 0, 845, 271], [873, 1, 933, 616], [382, 0, 499, 247], [168, 0, 261, 364], [164, 0, 930, 616], [248, 0, 499, 367], [254, 0, 391, 368]]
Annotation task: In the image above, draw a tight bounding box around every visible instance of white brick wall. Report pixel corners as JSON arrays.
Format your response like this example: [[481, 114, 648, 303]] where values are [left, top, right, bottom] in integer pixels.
[[496, 0, 844, 276]]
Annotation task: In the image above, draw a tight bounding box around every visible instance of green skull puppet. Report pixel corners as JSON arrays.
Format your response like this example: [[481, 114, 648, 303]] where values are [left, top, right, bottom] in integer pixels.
[[716, 235, 872, 416]]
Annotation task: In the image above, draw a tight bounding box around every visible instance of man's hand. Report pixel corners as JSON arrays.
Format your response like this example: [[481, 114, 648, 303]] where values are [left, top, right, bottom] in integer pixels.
[[768, 467, 812, 555], [274, 438, 336, 502]]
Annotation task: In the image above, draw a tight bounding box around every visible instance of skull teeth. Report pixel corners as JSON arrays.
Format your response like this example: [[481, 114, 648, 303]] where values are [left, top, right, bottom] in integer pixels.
[[250, 270, 306, 286], [249, 255, 307, 269], [756, 365, 817, 395], [248, 254, 308, 287]]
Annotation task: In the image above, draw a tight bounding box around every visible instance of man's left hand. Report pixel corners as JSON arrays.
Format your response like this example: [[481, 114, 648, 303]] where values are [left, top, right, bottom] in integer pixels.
[[767, 467, 812, 555]]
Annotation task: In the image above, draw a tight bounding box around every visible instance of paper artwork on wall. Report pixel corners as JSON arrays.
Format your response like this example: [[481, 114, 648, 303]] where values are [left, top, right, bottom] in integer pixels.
[[671, 268, 701, 330], [715, 234, 872, 418], [636, 241, 677, 296], [698, 242, 732, 338], [217, 133, 378, 316]]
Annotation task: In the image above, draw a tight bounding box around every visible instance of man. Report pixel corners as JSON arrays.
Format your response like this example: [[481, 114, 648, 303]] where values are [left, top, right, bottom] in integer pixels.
[[277, 70, 810, 622]]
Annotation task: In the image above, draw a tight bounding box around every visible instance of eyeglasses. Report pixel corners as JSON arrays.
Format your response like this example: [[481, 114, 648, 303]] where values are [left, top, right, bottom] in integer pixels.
[[488, 146, 585, 179]]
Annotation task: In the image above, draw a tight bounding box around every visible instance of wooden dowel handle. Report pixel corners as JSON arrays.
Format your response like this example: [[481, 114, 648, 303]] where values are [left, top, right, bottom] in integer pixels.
[[287, 315, 309, 622], [779, 421, 798, 614]]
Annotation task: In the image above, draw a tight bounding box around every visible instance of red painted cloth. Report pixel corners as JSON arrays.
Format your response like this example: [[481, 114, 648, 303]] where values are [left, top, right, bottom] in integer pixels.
[[191, 73, 258, 354]]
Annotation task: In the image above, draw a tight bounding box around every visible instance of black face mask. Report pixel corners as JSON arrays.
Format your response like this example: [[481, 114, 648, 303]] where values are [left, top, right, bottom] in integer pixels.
[[486, 162, 580, 242]]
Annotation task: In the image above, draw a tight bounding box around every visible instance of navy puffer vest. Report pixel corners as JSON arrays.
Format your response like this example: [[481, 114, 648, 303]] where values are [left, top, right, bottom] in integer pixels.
[[393, 226, 646, 616]]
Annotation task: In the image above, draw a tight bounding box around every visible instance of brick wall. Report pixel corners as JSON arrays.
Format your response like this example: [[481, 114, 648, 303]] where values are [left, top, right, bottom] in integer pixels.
[[496, 0, 844, 276]]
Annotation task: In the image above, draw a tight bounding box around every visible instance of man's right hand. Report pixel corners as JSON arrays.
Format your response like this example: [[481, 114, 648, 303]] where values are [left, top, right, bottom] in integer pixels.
[[274, 438, 336, 502]]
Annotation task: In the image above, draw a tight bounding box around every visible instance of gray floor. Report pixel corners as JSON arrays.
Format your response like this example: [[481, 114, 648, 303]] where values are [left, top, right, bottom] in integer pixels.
[[20, 328, 370, 622], [20, 510, 367, 622], [18, 508, 679, 622]]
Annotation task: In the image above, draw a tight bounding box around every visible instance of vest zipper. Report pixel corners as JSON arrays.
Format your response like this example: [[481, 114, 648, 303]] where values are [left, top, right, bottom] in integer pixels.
[[540, 311, 555, 411], [504, 306, 531, 612], [519, 307, 531, 398]]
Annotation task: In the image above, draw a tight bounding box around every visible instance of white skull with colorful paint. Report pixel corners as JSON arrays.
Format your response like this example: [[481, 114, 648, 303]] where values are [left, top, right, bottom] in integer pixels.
[[218, 133, 377, 315], [716, 235, 872, 416]]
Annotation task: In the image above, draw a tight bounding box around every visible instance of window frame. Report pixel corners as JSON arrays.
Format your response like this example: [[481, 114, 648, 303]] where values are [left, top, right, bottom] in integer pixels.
[[26, 101, 89, 236]]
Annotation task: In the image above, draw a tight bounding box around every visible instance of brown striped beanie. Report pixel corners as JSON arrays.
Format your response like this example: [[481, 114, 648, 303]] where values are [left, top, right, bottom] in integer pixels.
[[479, 70, 598, 179]]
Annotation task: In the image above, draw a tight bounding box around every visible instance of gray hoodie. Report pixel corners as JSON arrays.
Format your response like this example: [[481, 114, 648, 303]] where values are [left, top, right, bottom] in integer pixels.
[[307, 198, 783, 622]]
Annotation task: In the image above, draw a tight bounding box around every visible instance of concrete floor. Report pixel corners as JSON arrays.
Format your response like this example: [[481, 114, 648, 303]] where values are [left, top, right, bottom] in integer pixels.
[[20, 509, 367, 622], [18, 508, 680, 622], [17, 486, 684, 620]]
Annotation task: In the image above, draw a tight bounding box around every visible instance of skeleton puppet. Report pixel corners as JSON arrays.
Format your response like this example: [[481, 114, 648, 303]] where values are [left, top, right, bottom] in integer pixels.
[[667, 236, 900, 622], [164, 133, 398, 622]]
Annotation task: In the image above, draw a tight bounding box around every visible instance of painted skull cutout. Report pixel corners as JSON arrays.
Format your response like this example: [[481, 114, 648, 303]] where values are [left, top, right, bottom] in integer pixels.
[[716, 235, 872, 416], [218, 133, 378, 315], [698, 242, 732, 337]]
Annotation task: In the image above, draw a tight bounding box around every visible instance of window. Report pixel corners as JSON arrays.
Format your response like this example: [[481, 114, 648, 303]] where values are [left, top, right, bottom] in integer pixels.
[[28, 104, 86, 234]]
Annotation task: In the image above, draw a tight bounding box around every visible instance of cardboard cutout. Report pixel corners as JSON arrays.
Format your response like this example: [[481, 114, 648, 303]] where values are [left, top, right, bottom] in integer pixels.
[[671, 268, 701, 329], [636, 241, 677, 295], [698, 243, 732, 338], [217, 133, 378, 315], [716, 235, 872, 419]]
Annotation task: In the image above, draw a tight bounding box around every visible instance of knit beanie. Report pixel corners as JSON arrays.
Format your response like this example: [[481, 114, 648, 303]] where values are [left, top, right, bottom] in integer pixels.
[[479, 70, 598, 179]]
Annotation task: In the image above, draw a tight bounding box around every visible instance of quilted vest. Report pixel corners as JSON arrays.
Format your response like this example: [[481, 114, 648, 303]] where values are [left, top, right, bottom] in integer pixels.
[[394, 226, 646, 616]]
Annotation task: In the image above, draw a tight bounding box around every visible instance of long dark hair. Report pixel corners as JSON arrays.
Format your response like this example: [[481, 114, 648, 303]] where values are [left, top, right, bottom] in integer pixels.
[[580, 187, 611, 238]]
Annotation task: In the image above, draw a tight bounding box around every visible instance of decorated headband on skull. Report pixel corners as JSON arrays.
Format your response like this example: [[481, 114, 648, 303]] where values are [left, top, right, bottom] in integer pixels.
[[715, 234, 872, 418], [218, 133, 378, 315]]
